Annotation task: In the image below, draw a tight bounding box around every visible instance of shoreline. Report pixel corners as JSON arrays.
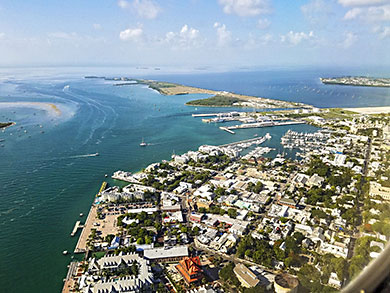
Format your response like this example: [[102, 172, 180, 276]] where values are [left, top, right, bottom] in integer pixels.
[[342, 106, 390, 114]]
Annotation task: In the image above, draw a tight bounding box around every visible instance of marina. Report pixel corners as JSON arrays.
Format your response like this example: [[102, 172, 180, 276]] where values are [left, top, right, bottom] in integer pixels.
[[280, 129, 333, 156]]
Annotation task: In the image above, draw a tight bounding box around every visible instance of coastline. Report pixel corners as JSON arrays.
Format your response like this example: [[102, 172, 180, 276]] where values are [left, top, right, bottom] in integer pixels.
[[342, 106, 390, 114]]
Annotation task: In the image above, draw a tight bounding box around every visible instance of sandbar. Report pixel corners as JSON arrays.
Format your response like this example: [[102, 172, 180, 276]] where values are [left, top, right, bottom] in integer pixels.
[[342, 106, 390, 114], [0, 102, 62, 116]]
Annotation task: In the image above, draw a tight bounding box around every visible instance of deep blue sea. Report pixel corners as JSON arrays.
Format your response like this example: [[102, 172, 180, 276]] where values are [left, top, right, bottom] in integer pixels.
[[0, 67, 389, 292]]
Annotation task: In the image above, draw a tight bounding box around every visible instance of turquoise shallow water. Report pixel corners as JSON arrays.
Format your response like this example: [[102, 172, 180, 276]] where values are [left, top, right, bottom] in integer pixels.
[[0, 68, 389, 292]]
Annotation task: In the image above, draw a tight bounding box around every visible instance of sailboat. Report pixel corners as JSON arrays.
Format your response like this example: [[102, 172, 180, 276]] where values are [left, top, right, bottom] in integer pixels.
[[140, 138, 147, 147]]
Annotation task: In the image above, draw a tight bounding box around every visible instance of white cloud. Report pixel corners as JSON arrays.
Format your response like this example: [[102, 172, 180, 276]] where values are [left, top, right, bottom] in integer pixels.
[[132, 0, 160, 19], [118, 0, 130, 9], [218, 0, 270, 17], [119, 27, 143, 41], [374, 25, 390, 38], [118, 0, 160, 19], [342, 32, 358, 48], [301, 0, 333, 24], [0, 33, 5, 40], [344, 4, 390, 21], [164, 24, 202, 49], [48, 32, 80, 40], [344, 7, 363, 18], [338, 0, 390, 7], [257, 18, 271, 29], [93, 24, 102, 30], [214, 22, 232, 46], [244, 33, 273, 49], [280, 31, 314, 45]]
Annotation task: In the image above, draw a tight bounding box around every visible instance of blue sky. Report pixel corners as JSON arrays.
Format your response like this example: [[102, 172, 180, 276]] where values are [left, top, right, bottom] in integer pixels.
[[0, 0, 389, 68]]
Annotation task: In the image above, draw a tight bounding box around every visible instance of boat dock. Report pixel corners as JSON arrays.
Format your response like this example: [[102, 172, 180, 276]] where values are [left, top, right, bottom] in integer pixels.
[[70, 221, 84, 237], [192, 113, 221, 117], [223, 120, 306, 132], [219, 127, 235, 134], [96, 181, 107, 197], [219, 133, 271, 147], [74, 204, 96, 253]]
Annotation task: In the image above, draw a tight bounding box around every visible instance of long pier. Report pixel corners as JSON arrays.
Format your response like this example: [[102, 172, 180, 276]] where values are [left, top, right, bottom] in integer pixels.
[[70, 221, 84, 237], [192, 113, 221, 117], [224, 120, 306, 131], [219, 127, 235, 134], [219, 134, 271, 147], [99, 181, 107, 193]]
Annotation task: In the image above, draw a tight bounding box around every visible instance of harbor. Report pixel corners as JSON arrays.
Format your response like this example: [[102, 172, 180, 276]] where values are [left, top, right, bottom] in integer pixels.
[[225, 120, 306, 130], [191, 111, 307, 134]]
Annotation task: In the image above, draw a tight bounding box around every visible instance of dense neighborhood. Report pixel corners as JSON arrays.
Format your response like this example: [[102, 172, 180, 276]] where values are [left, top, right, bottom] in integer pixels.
[[63, 109, 390, 293]]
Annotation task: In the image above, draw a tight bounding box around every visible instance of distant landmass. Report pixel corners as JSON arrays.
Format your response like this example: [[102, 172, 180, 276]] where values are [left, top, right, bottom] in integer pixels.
[[321, 76, 390, 87], [85, 76, 311, 109]]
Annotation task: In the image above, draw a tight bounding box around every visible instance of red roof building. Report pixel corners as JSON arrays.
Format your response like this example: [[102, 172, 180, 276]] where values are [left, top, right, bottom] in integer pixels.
[[175, 256, 203, 285]]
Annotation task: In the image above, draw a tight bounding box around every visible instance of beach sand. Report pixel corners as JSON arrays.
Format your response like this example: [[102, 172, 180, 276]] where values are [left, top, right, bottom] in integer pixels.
[[0, 102, 62, 116], [343, 106, 390, 114]]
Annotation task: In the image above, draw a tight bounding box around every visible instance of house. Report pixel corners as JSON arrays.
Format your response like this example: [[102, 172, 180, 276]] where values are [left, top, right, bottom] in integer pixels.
[[230, 223, 247, 236], [233, 263, 259, 288], [174, 154, 189, 164], [370, 182, 390, 201], [307, 174, 325, 187], [293, 173, 309, 186], [197, 198, 212, 209], [189, 213, 204, 223], [194, 185, 215, 200], [278, 198, 296, 209], [319, 242, 348, 258], [175, 256, 203, 285], [328, 272, 342, 289]]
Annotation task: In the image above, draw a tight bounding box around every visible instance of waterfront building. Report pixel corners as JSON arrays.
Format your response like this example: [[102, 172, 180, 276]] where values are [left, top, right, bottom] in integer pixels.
[[86, 252, 154, 292]]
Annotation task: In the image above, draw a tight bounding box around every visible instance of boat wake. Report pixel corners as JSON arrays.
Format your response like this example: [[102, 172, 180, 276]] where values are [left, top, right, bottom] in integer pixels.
[[67, 153, 99, 159]]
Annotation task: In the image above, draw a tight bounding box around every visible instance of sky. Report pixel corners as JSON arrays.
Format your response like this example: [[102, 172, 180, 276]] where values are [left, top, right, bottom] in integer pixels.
[[0, 0, 389, 69]]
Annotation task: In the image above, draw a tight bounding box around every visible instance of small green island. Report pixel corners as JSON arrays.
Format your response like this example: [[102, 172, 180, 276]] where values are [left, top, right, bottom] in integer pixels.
[[321, 76, 390, 87], [0, 122, 14, 129], [186, 95, 243, 107]]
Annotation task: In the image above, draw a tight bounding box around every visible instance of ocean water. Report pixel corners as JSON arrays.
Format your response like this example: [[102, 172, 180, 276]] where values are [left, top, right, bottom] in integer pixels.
[[0, 68, 389, 292]]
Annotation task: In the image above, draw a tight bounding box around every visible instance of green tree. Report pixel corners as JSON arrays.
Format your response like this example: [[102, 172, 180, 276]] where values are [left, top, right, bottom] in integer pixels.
[[228, 208, 237, 219]]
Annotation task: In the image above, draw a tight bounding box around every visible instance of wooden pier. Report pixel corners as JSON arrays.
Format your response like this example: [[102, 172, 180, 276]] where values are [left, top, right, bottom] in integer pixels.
[[70, 221, 84, 237], [219, 127, 235, 134]]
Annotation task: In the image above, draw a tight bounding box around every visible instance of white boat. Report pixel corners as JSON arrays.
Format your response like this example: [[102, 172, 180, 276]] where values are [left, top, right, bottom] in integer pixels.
[[140, 138, 147, 147], [63, 250, 68, 255], [79, 213, 83, 217]]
